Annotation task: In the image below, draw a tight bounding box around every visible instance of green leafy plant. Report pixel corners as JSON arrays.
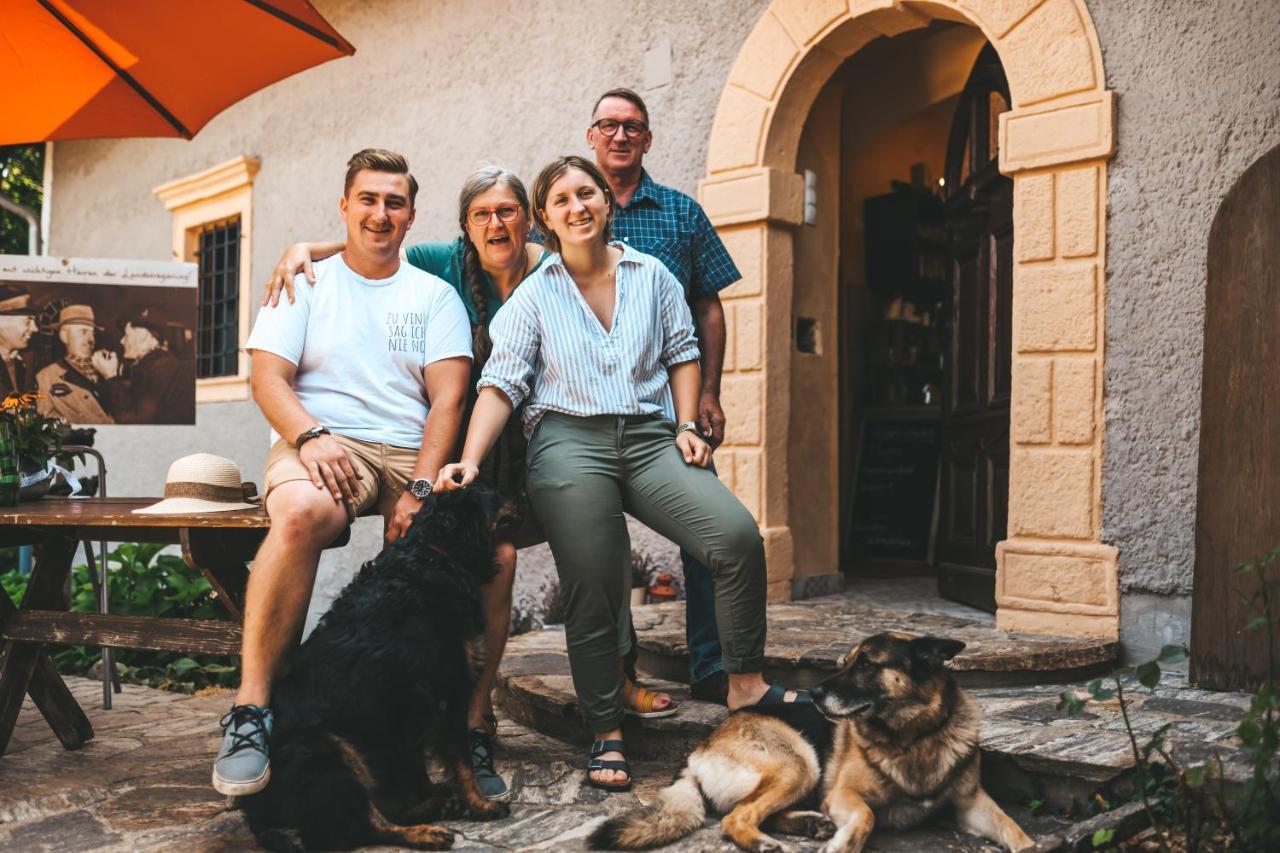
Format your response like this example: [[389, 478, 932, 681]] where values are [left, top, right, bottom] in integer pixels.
[[0, 392, 65, 466], [0, 144, 42, 255], [1060, 546, 1280, 851], [3, 542, 239, 693]]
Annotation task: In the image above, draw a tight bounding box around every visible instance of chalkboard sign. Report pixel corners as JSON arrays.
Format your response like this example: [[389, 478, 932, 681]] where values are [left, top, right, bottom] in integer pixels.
[[849, 413, 941, 563]]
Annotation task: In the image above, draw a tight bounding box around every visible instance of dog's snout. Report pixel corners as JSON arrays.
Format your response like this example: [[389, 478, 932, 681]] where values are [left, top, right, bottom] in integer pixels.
[[809, 683, 827, 702]]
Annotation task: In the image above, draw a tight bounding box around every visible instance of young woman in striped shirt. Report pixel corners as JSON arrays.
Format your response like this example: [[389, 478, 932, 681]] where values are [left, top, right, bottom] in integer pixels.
[[438, 155, 804, 791]]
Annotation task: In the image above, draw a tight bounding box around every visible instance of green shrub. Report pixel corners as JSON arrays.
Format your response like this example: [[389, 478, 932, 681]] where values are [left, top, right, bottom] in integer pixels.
[[1061, 547, 1279, 852], [1, 542, 239, 693]]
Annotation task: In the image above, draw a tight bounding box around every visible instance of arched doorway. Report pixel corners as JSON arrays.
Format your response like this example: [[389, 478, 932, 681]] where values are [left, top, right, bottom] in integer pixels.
[[698, 0, 1120, 638]]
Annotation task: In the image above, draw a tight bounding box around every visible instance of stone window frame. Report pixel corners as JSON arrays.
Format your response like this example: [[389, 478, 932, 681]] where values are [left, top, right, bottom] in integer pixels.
[[153, 156, 260, 403]]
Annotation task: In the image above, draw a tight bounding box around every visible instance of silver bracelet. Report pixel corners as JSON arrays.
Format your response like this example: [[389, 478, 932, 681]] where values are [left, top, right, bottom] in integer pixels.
[[676, 420, 700, 436]]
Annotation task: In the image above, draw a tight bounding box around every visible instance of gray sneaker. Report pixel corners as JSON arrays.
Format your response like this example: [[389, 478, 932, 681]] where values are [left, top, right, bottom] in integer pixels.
[[212, 704, 272, 796], [469, 728, 510, 802]]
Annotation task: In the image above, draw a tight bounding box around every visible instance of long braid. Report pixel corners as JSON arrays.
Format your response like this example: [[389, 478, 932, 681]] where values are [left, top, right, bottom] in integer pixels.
[[462, 236, 492, 367]]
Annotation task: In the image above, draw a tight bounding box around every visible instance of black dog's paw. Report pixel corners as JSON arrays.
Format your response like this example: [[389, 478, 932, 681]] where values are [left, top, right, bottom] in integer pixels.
[[257, 828, 307, 853], [469, 798, 510, 821], [397, 824, 454, 850], [436, 794, 468, 820]]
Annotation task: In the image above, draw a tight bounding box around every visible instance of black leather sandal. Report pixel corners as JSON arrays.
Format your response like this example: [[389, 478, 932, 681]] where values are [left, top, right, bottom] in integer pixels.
[[585, 738, 633, 792]]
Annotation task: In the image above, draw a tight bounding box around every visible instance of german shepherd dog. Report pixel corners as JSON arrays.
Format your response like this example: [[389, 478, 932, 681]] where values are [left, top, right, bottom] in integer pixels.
[[589, 632, 1034, 853], [239, 489, 509, 851]]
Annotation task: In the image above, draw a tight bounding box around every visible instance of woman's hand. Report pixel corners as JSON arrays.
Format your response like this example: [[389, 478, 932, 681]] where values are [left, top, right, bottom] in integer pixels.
[[262, 243, 318, 307], [435, 462, 480, 491], [676, 430, 712, 468]]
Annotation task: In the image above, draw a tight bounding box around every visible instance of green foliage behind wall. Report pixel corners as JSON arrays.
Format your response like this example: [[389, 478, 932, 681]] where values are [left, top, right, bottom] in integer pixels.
[[0, 144, 44, 254]]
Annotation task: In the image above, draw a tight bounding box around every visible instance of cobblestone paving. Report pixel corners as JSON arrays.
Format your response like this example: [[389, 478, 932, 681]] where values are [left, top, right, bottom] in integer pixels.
[[0, 576, 1258, 853], [0, 679, 1095, 851]]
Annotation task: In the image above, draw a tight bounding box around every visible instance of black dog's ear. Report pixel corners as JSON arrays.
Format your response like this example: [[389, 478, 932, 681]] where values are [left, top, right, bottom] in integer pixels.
[[909, 636, 966, 672]]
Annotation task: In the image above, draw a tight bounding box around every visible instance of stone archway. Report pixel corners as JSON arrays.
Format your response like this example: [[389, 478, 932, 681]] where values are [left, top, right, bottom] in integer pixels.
[[698, 0, 1118, 638]]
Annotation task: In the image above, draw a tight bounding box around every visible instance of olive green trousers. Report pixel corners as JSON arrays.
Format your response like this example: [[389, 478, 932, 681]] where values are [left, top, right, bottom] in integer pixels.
[[527, 413, 767, 732]]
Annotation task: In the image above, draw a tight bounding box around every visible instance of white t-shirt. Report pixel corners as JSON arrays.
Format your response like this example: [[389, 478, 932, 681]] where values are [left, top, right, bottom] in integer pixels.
[[245, 253, 472, 449]]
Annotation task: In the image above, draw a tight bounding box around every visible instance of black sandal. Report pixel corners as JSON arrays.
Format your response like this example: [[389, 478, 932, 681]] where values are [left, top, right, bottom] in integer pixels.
[[750, 682, 813, 709], [586, 739, 633, 792]]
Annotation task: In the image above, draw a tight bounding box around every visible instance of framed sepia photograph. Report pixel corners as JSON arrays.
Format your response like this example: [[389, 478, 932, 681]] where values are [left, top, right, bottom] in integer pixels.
[[0, 256, 197, 425]]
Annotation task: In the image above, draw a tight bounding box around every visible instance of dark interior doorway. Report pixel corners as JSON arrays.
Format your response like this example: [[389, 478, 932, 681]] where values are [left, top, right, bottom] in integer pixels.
[[842, 42, 1012, 614]]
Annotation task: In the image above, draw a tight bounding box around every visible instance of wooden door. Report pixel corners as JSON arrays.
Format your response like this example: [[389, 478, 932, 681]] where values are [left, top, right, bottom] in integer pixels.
[[1191, 143, 1280, 691], [936, 45, 1013, 612]]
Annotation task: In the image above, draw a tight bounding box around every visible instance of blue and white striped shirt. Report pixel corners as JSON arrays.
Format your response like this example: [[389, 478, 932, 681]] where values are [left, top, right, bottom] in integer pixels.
[[478, 242, 701, 438]]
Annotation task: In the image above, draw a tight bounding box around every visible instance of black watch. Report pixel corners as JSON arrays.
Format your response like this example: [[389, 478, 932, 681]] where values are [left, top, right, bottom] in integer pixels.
[[294, 425, 330, 449], [407, 478, 433, 499]]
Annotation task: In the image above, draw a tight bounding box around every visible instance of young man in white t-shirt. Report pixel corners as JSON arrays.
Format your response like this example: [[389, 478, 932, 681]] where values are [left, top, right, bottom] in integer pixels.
[[212, 149, 473, 796]]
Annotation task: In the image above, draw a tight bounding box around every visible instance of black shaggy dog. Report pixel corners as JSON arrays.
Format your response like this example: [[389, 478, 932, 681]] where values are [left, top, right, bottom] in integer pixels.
[[240, 488, 509, 852]]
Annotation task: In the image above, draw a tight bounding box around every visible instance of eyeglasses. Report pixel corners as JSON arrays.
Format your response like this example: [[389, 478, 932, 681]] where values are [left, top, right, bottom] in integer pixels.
[[467, 205, 522, 227], [591, 118, 649, 139]]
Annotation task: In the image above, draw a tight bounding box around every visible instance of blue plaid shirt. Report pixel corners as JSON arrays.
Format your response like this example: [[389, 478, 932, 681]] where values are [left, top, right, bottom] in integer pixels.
[[612, 170, 740, 301], [531, 170, 741, 302]]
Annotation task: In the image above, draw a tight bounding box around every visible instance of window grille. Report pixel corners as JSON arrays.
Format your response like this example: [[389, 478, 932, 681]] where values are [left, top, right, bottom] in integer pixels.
[[194, 217, 240, 378]]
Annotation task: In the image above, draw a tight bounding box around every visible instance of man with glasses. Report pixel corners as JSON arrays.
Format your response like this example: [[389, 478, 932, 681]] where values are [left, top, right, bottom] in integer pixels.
[[586, 87, 742, 707]]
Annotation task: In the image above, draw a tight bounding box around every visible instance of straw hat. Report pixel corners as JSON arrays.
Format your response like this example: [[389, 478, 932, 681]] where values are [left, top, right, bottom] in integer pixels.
[[133, 453, 261, 515]]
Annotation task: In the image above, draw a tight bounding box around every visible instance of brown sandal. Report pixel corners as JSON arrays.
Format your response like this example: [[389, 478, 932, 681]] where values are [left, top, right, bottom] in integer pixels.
[[621, 678, 679, 719]]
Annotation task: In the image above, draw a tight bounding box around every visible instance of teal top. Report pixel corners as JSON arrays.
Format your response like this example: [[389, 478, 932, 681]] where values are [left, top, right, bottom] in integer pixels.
[[405, 238, 549, 327]]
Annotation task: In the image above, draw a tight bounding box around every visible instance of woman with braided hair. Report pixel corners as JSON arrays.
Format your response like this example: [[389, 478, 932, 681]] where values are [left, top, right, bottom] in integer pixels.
[[261, 165, 551, 803]]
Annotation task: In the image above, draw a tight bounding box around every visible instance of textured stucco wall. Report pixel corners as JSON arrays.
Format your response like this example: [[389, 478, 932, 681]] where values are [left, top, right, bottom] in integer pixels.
[[1090, 0, 1280, 612], [45, 0, 1280, 644], [46, 0, 765, 623]]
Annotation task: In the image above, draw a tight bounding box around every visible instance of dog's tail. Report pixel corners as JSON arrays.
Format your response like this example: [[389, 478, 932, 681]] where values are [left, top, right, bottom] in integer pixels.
[[587, 768, 705, 850]]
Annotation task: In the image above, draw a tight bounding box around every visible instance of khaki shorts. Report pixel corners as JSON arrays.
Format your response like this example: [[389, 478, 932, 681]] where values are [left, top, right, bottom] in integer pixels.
[[263, 434, 418, 523]]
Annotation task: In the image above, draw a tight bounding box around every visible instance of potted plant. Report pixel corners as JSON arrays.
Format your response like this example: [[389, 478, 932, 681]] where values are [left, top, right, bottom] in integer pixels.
[[0, 392, 69, 501], [630, 551, 652, 607]]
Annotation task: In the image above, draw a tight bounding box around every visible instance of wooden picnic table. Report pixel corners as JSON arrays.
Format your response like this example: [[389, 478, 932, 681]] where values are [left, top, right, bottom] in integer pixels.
[[0, 497, 270, 755]]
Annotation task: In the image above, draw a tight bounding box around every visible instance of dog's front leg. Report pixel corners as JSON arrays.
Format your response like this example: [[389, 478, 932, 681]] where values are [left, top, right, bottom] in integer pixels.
[[821, 787, 875, 853], [445, 755, 508, 820], [953, 788, 1035, 852]]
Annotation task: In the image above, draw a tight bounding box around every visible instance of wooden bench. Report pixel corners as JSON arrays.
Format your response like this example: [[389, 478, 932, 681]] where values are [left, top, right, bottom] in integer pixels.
[[0, 497, 272, 754]]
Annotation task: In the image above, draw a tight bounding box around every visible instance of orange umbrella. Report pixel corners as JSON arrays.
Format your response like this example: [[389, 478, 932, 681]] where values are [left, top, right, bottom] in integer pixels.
[[2, 0, 355, 145]]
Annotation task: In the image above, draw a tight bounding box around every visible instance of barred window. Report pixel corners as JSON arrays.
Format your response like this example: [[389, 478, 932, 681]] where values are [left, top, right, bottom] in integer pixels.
[[195, 217, 240, 378]]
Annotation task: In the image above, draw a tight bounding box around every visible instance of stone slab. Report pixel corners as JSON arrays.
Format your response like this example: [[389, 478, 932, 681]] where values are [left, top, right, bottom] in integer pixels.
[[631, 580, 1116, 688], [497, 590, 1251, 814]]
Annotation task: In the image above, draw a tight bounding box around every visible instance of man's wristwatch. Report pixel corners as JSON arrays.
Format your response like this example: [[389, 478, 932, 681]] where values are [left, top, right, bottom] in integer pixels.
[[295, 425, 330, 449], [676, 421, 701, 437], [407, 478, 433, 499]]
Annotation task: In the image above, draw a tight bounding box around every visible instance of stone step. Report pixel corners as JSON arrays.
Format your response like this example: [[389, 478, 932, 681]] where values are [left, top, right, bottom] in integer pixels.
[[497, 598, 1252, 813], [632, 595, 1117, 689]]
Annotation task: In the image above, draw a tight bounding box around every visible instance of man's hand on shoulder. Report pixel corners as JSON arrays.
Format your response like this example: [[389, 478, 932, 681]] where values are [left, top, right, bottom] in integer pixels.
[[385, 491, 422, 544], [299, 434, 362, 505]]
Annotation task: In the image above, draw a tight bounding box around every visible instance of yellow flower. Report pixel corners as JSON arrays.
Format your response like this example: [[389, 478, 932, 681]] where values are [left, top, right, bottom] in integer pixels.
[[1, 392, 43, 411]]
